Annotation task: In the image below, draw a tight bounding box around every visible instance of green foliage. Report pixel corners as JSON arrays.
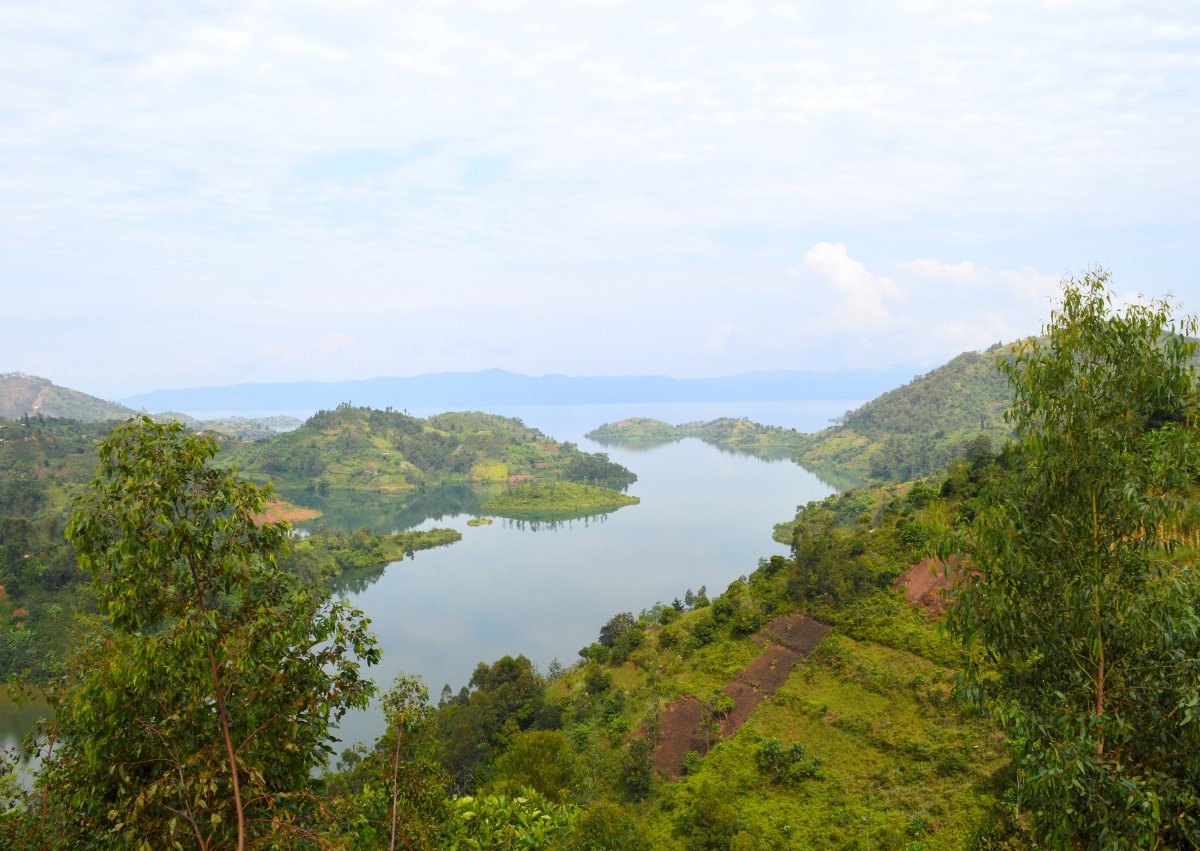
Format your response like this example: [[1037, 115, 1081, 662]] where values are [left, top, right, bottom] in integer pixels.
[[672, 779, 745, 850], [327, 673, 452, 849], [34, 417, 379, 848], [444, 790, 579, 850], [620, 736, 654, 802], [280, 525, 461, 584], [793, 346, 1016, 483], [945, 272, 1200, 848], [568, 800, 649, 851], [754, 738, 821, 785], [436, 655, 555, 792], [587, 417, 809, 462], [487, 730, 581, 802]]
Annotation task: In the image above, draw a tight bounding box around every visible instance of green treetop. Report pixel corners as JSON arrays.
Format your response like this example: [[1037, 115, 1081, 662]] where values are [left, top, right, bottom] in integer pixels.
[[946, 271, 1200, 847], [26, 417, 379, 849]]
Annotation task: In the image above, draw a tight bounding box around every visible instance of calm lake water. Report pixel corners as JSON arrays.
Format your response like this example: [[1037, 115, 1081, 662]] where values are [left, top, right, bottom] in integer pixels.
[[301, 400, 852, 751], [0, 399, 856, 758]]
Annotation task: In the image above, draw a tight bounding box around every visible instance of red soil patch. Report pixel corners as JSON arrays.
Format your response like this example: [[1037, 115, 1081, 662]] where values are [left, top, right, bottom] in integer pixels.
[[651, 612, 831, 779], [652, 696, 711, 776], [895, 556, 960, 616], [734, 643, 804, 694], [759, 610, 832, 655], [718, 680, 767, 735], [255, 500, 322, 526]]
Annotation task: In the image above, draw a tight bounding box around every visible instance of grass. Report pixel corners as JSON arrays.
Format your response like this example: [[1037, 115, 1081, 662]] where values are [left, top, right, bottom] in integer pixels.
[[631, 626, 1004, 849]]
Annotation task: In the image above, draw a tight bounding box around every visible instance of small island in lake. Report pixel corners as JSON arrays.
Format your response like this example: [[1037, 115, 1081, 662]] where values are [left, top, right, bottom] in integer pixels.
[[480, 479, 639, 519]]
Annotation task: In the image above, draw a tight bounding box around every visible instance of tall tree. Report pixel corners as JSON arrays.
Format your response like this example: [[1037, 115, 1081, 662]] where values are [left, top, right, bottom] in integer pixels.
[[946, 272, 1200, 847], [35, 418, 378, 848]]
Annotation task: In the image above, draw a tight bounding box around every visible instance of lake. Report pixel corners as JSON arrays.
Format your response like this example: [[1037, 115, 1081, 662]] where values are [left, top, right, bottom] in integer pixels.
[[0, 399, 856, 757], [298, 400, 853, 751]]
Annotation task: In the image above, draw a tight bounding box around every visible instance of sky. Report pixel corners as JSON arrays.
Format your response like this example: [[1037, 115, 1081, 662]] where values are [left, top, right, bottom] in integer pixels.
[[2, 1, 1198, 399]]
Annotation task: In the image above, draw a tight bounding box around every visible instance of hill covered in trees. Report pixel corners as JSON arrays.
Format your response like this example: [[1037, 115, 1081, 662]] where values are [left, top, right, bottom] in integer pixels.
[[792, 346, 1015, 482], [229, 405, 637, 495]]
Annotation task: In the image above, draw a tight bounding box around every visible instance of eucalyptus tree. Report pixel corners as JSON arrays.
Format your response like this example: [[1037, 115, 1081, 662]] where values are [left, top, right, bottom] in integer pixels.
[[35, 418, 378, 849], [946, 272, 1200, 847]]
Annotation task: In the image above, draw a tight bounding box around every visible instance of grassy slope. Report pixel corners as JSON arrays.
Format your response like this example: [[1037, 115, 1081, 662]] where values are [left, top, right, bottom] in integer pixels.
[[793, 347, 1013, 482], [507, 481, 1007, 848]]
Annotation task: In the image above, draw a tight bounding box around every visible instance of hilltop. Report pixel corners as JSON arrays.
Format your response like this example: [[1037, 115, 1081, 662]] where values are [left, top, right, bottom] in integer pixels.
[[0, 372, 134, 421], [227, 404, 638, 495]]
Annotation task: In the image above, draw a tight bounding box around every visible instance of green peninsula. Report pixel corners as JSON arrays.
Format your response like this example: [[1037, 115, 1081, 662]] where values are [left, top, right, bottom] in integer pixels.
[[587, 416, 808, 459], [230, 404, 637, 494]]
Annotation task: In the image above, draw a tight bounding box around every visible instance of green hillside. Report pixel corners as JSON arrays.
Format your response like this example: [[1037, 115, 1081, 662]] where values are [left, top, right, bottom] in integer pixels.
[[326, 471, 1010, 849], [793, 346, 1014, 482], [228, 404, 637, 494], [0, 372, 134, 421], [156, 411, 302, 441]]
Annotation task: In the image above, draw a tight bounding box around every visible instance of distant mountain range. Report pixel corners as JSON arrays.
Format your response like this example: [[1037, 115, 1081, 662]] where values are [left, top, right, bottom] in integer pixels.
[[118, 367, 918, 413]]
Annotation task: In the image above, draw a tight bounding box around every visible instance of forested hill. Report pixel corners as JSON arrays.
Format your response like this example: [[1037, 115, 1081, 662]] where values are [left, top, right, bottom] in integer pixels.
[[228, 404, 636, 493], [0, 372, 134, 421], [792, 346, 1014, 481]]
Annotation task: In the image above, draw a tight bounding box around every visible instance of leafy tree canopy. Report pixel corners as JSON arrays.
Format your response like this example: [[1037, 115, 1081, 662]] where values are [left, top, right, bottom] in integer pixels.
[[945, 271, 1200, 848], [23, 417, 379, 849]]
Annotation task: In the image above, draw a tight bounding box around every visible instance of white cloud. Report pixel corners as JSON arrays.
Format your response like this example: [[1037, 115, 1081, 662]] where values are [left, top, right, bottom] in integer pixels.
[[802, 242, 906, 326]]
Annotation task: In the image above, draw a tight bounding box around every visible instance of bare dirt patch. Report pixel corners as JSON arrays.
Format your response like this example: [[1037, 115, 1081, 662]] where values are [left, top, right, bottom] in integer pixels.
[[734, 643, 803, 695], [652, 696, 710, 777], [651, 612, 830, 779], [895, 556, 959, 616], [759, 611, 831, 655], [255, 500, 322, 526]]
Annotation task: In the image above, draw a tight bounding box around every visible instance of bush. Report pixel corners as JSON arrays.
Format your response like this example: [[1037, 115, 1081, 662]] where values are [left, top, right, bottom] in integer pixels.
[[755, 738, 822, 785]]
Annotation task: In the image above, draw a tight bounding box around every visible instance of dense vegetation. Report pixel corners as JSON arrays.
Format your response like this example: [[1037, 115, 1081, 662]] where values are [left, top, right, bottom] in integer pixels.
[[943, 274, 1200, 846], [588, 366, 1012, 487], [0, 406, 637, 682], [0, 417, 109, 679], [798, 347, 1015, 482]]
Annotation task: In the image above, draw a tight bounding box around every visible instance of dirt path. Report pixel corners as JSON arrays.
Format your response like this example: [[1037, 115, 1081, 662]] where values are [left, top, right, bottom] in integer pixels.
[[652, 611, 831, 778]]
